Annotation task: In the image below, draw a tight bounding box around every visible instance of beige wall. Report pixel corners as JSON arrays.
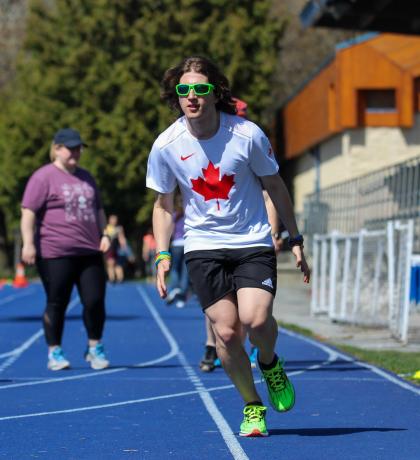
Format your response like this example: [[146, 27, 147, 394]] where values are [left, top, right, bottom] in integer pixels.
[[293, 113, 420, 213]]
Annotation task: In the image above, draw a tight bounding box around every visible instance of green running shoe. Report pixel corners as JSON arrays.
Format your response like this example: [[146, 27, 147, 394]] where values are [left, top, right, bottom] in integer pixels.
[[260, 357, 295, 412], [239, 405, 269, 437]]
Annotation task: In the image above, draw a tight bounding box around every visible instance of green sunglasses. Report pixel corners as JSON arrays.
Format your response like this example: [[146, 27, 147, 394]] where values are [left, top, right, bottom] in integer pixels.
[[175, 83, 215, 96]]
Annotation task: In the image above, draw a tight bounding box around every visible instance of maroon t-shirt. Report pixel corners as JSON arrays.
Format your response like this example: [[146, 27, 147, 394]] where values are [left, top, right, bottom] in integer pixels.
[[22, 164, 103, 258]]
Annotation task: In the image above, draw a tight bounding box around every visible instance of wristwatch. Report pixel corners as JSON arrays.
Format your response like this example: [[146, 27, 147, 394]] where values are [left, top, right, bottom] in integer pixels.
[[288, 234, 304, 248], [271, 232, 281, 240]]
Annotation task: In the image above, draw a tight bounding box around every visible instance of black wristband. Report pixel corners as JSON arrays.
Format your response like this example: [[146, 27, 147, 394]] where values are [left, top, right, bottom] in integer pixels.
[[288, 234, 304, 248]]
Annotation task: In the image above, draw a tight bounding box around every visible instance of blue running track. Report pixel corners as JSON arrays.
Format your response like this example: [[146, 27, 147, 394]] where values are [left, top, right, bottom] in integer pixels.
[[0, 282, 419, 459]]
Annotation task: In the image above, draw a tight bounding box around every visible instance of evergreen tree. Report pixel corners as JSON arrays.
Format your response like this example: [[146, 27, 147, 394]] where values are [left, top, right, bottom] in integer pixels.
[[0, 0, 285, 257]]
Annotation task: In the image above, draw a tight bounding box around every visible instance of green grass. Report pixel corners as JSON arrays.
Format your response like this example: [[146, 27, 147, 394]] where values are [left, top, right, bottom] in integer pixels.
[[333, 345, 420, 383], [278, 321, 420, 386]]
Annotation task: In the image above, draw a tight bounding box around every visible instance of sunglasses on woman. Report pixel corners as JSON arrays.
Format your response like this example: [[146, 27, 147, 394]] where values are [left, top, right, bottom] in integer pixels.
[[175, 83, 215, 97]]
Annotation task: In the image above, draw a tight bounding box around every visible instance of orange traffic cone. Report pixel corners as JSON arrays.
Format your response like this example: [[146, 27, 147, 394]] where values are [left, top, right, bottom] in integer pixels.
[[12, 263, 29, 288]]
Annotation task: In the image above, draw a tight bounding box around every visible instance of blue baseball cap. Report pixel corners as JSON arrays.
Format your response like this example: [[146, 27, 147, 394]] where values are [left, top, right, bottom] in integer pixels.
[[53, 128, 87, 148]]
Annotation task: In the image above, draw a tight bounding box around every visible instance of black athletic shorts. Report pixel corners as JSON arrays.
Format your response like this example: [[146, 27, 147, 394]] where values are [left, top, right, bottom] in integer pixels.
[[185, 246, 277, 310]]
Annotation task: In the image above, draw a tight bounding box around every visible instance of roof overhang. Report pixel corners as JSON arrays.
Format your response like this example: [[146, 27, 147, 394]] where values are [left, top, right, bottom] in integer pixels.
[[301, 0, 420, 35]]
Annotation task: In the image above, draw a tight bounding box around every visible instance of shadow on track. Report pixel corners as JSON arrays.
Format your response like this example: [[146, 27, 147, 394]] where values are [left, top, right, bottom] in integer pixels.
[[268, 427, 407, 437], [0, 314, 143, 322]]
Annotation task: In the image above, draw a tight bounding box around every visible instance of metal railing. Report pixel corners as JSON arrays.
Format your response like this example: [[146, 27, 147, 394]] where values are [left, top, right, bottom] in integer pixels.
[[303, 155, 420, 253], [311, 221, 414, 342]]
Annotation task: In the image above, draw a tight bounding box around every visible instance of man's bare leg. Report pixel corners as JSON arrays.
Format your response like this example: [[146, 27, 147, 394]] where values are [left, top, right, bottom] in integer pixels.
[[237, 288, 277, 366], [237, 287, 296, 414], [206, 293, 261, 404], [205, 315, 216, 347]]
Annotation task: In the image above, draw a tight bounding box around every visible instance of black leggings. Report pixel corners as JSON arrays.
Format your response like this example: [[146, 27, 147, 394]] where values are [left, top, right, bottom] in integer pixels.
[[37, 254, 107, 346]]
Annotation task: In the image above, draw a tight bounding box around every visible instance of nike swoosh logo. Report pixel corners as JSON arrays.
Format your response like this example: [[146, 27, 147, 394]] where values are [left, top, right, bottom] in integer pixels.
[[181, 153, 195, 161]]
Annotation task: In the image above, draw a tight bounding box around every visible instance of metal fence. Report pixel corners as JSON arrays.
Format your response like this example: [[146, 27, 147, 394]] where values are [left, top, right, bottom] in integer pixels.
[[311, 221, 414, 342], [303, 155, 420, 253]]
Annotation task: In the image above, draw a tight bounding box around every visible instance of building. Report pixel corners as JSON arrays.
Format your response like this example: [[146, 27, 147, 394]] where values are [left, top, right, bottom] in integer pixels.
[[278, 33, 420, 215]]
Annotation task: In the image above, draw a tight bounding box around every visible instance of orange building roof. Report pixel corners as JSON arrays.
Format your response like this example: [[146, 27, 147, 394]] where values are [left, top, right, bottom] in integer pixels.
[[281, 33, 420, 160]]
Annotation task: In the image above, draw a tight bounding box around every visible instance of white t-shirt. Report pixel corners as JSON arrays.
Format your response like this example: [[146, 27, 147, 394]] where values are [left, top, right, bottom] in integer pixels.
[[146, 112, 279, 253]]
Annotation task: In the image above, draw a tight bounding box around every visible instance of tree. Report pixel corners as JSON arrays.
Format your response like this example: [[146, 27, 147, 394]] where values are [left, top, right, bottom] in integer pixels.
[[272, 0, 354, 104], [0, 0, 27, 89], [0, 0, 285, 268], [0, 0, 27, 270]]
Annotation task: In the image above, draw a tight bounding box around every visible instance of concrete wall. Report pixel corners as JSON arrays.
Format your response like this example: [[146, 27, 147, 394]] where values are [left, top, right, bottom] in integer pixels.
[[293, 113, 420, 213]]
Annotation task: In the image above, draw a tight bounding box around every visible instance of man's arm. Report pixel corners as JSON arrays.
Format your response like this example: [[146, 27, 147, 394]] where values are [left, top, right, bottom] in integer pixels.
[[153, 191, 175, 298], [262, 189, 283, 253], [261, 174, 310, 283], [261, 175, 299, 238]]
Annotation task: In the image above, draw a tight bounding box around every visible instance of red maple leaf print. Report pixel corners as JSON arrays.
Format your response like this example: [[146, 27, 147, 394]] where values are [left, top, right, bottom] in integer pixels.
[[191, 162, 235, 210]]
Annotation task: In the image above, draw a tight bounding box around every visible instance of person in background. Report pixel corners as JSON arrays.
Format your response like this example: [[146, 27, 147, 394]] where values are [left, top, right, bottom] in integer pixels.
[[117, 240, 136, 279], [147, 56, 310, 437], [142, 227, 156, 280], [165, 193, 189, 308], [21, 128, 111, 371], [104, 214, 128, 283]]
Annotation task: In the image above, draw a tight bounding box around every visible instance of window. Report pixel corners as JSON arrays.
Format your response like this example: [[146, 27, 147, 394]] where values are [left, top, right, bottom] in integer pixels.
[[414, 78, 420, 112], [357, 89, 398, 126], [364, 89, 396, 113]]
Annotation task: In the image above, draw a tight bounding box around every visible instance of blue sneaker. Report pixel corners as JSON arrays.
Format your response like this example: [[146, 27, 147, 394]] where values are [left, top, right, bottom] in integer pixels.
[[249, 347, 258, 368], [85, 343, 110, 370], [47, 346, 70, 371], [166, 288, 181, 305]]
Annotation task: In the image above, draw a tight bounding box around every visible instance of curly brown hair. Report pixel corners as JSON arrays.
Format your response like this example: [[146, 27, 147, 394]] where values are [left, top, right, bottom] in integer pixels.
[[161, 56, 237, 115]]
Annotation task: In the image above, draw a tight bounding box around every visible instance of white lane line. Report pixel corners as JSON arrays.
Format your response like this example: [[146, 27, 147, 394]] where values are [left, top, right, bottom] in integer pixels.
[[277, 332, 338, 378], [0, 351, 20, 359], [0, 383, 236, 422], [0, 356, 327, 390], [137, 286, 249, 460], [0, 357, 334, 391], [0, 285, 180, 389], [0, 330, 44, 372], [0, 297, 80, 374], [0, 349, 178, 390], [0, 295, 79, 360], [282, 328, 420, 396], [0, 288, 36, 306]]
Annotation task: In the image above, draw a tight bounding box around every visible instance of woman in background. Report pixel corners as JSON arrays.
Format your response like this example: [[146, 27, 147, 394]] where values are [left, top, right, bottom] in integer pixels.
[[142, 227, 157, 281], [21, 128, 111, 371], [104, 214, 127, 283]]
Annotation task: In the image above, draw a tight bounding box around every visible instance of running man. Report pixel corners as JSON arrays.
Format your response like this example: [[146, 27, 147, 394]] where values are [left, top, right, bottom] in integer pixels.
[[146, 56, 310, 437]]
